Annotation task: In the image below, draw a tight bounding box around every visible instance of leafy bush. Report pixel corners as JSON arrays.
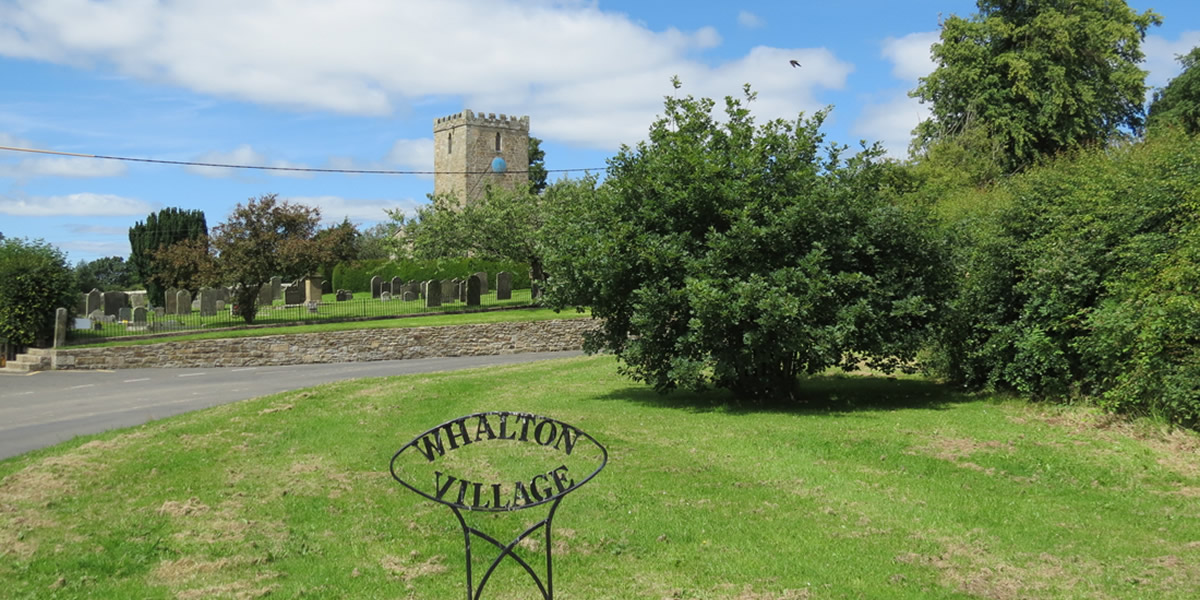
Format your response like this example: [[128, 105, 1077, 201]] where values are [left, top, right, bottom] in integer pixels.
[[332, 258, 530, 292], [933, 131, 1200, 426], [0, 238, 77, 347]]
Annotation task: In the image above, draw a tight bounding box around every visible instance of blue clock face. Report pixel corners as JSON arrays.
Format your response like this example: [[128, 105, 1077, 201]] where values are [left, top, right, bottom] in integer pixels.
[[491, 157, 508, 173]]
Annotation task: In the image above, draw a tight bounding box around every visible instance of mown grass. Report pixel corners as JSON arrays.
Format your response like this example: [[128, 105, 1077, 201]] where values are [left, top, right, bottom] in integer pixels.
[[1, 355, 1197, 599]]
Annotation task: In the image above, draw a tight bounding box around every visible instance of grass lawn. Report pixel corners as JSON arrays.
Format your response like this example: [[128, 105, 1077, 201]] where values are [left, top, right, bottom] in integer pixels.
[[1, 355, 1197, 599]]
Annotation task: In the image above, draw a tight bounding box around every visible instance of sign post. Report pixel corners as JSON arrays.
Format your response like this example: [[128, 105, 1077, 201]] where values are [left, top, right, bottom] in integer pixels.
[[391, 411, 606, 599]]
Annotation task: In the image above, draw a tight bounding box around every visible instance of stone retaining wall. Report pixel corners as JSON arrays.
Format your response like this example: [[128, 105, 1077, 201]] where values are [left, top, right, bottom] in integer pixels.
[[51, 319, 599, 370]]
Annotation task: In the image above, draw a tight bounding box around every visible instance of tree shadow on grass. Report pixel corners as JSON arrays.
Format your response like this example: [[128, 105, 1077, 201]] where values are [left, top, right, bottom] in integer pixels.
[[595, 374, 975, 417]]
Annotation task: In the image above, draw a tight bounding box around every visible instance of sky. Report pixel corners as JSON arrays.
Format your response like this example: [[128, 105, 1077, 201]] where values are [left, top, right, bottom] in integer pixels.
[[1, 0, 1198, 264]]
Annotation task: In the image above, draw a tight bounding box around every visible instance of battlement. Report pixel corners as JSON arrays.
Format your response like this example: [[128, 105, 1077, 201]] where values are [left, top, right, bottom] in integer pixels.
[[434, 109, 530, 132]]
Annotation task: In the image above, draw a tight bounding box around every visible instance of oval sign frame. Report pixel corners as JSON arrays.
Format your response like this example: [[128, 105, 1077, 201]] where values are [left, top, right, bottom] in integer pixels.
[[391, 411, 607, 512]]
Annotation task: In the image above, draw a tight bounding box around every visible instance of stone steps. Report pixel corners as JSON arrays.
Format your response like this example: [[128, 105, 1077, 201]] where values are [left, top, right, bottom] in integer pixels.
[[0, 348, 52, 373]]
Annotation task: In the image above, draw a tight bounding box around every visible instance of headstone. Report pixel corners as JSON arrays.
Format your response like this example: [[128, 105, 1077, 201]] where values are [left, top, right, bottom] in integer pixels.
[[473, 271, 489, 294], [424, 279, 442, 308], [441, 279, 457, 303], [380, 291, 392, 302], [270, 276, 283, 301], [391, 277, 403, 296], [402, 291, 416, 301], [199, 288, 217, 316], [54, 308, 68, 348], [284, 284, 305, 305], [496, 271, 513, 300], [102, 290, 126, 317], [304, 278, 322, 304], [86, 288, 102, 315], [88, 309, 105, 321], [153, 306, 165, 318], [405, 282, 423, 299], [118, 307, 132, 322], [371, 276, 382, 299], [258, 283, 274, 307], [380, 281, 391, 295], [336, 289, 353, 301], [133, 306, 148, 323], [129, 292, 148, 308], [165, 287, 179, 314], [175, 289, 192, 315], [215, 300, 225, 312], [466, 276, 481, 306], [321, 279, 332, 295]]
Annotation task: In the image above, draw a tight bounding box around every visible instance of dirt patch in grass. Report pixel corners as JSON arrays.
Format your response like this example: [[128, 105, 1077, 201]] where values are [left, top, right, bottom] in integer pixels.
[[1022, 408, 1200, 479], [157, 497, 210, 517], [380, 551, 447, 585]]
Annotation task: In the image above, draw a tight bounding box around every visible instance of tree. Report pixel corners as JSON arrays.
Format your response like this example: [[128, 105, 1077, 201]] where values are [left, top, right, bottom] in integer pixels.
[[128, 208, 208, 306], [357, 222, 397, 260], [1147, 46, 1200, 135], [912, 0, 1161, 174], [149, 237, 220, 293], [74, 256, 136, 293], [211, 194, 326, 323], [314, 218, 360, 283], [543, 82, 952, 401], [0, 238, 76, 347], [528, 136, 548, 195]]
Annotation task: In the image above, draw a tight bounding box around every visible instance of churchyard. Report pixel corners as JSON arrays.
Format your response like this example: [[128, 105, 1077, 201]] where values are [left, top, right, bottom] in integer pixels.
[[1, 355, 1197, 599]]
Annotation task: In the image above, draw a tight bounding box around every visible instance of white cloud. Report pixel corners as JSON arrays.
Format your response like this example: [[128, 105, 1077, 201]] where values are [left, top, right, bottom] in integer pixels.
[[0, 132, 127, 177], [738, 11, 765, 29], [68, 224, 128, 235], [287, 195, 424, 224], [58, 239, 131, 258], [881, 31, 939, 81], [1144, 31, 1200, 88], [0, 192, 153, 216], [186, 144, 310, 178], [852, 94, 929, 159], [0, 1, 848, 151], [385, 138, 434, 172]]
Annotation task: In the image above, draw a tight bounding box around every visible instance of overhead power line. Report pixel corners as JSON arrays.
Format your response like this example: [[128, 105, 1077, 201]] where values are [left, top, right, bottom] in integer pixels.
[[0, 145, 603, 175]]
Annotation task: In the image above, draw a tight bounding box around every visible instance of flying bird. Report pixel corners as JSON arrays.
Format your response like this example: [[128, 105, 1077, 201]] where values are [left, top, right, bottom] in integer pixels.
[[789, 59, 801, 68]]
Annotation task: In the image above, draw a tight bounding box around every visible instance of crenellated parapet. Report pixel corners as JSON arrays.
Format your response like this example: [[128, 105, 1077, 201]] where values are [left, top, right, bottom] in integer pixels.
[[434, 110, 530, 133]]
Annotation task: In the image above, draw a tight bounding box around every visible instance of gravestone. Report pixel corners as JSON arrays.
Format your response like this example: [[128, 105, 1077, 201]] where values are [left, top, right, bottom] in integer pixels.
[[132, 306, 148, 323], [380, 291, 392, 302], [284, 284, 305, 305], [321, 279, 332, 295], [270, 275, 283, 301], [215, 300, 225, 312], [304, 278, 322, 304], [175, 289, 192, 315], [153, 307, 166, 318], [391, 277, 403, 296], [466, 276, 481, 306], [129, 292, 148, 308], [165, 287, 179, 314], [102, 291, 126, 317], [371, 276, 383, 299], [380, 281, 391, 295], [473, 271, 489, 294], [258, 283, 274, 307], [118, 307, 132, 322], [496, 271, 513, 300], [86, 289, 102, 315], [199, 288, 217, 316], [405, 281, 423, 300], [424, 279, 442, 308], [54, 308, 68, 348], [336, 289, 353, 301], [402, 291, 416, 301], [88, 309, 105, 322], [441, 279, 457, 303]]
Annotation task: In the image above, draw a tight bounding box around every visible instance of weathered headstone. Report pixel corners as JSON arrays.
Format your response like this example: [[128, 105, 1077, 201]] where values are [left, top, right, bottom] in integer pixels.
[[402, 291, 416, 301], [405, 281, 423, 299], [424, 279, 442, 308], [102, 291, 126, 317], [466, 276, 481, 306], [86, 288, 102, 315], [258, 283, 274, 307], [496, 271, 513, 300], [441, 279, 457, 303], [371, 276, 383, 299], [129, 292, 148, 308], [199, 288, 217, 316], [270, 275, 283, 301], [215, 300, 225, 312], [391, 277, 403, 296], [284, 284, 304, 305], [54, 308, 68, 348], [380, 291, 392, 302], [118, 307, 132, 322], [321, 279, 332, 295], [165, 287, 179, 314], [175, 289, 192, 315], [88, 309, 105, 321], [473, 271, 489, 294], [153, 306, 166, 318], [380, 281, 391, 295], [304, 278, 322, 304], [336, 289, 353, 301], [133, 306, 148, 323]]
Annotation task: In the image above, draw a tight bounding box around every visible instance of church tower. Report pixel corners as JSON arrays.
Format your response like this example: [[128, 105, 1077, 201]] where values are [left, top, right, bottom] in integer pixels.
[[433, 110, 530, 204]]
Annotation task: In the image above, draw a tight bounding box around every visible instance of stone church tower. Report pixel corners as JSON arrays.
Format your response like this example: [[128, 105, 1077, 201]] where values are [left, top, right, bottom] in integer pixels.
[[433, 110, 530, 203]]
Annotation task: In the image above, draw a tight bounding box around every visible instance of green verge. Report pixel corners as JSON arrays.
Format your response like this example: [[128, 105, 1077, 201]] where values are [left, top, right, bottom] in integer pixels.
[[1, 356, 1197, 598], [68, 307, 590, 348]]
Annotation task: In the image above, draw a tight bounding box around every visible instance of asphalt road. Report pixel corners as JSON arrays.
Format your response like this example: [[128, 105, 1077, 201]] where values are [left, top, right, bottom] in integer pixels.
[[0, 351, 581, 460]]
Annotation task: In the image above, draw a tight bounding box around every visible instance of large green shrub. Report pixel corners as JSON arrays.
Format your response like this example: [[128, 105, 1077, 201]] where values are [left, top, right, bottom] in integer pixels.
[[332, 258, 530, 292], [934, 131, 1200, 426], [0, 238, 77, 347]]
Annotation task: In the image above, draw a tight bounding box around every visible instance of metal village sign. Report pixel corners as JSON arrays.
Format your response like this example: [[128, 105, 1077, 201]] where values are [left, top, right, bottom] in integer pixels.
[[391, 411, 607, 599]]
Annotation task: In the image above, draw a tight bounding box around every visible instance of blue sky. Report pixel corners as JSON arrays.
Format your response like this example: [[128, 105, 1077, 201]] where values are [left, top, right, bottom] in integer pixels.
[[1, 0, 1197, 264]]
